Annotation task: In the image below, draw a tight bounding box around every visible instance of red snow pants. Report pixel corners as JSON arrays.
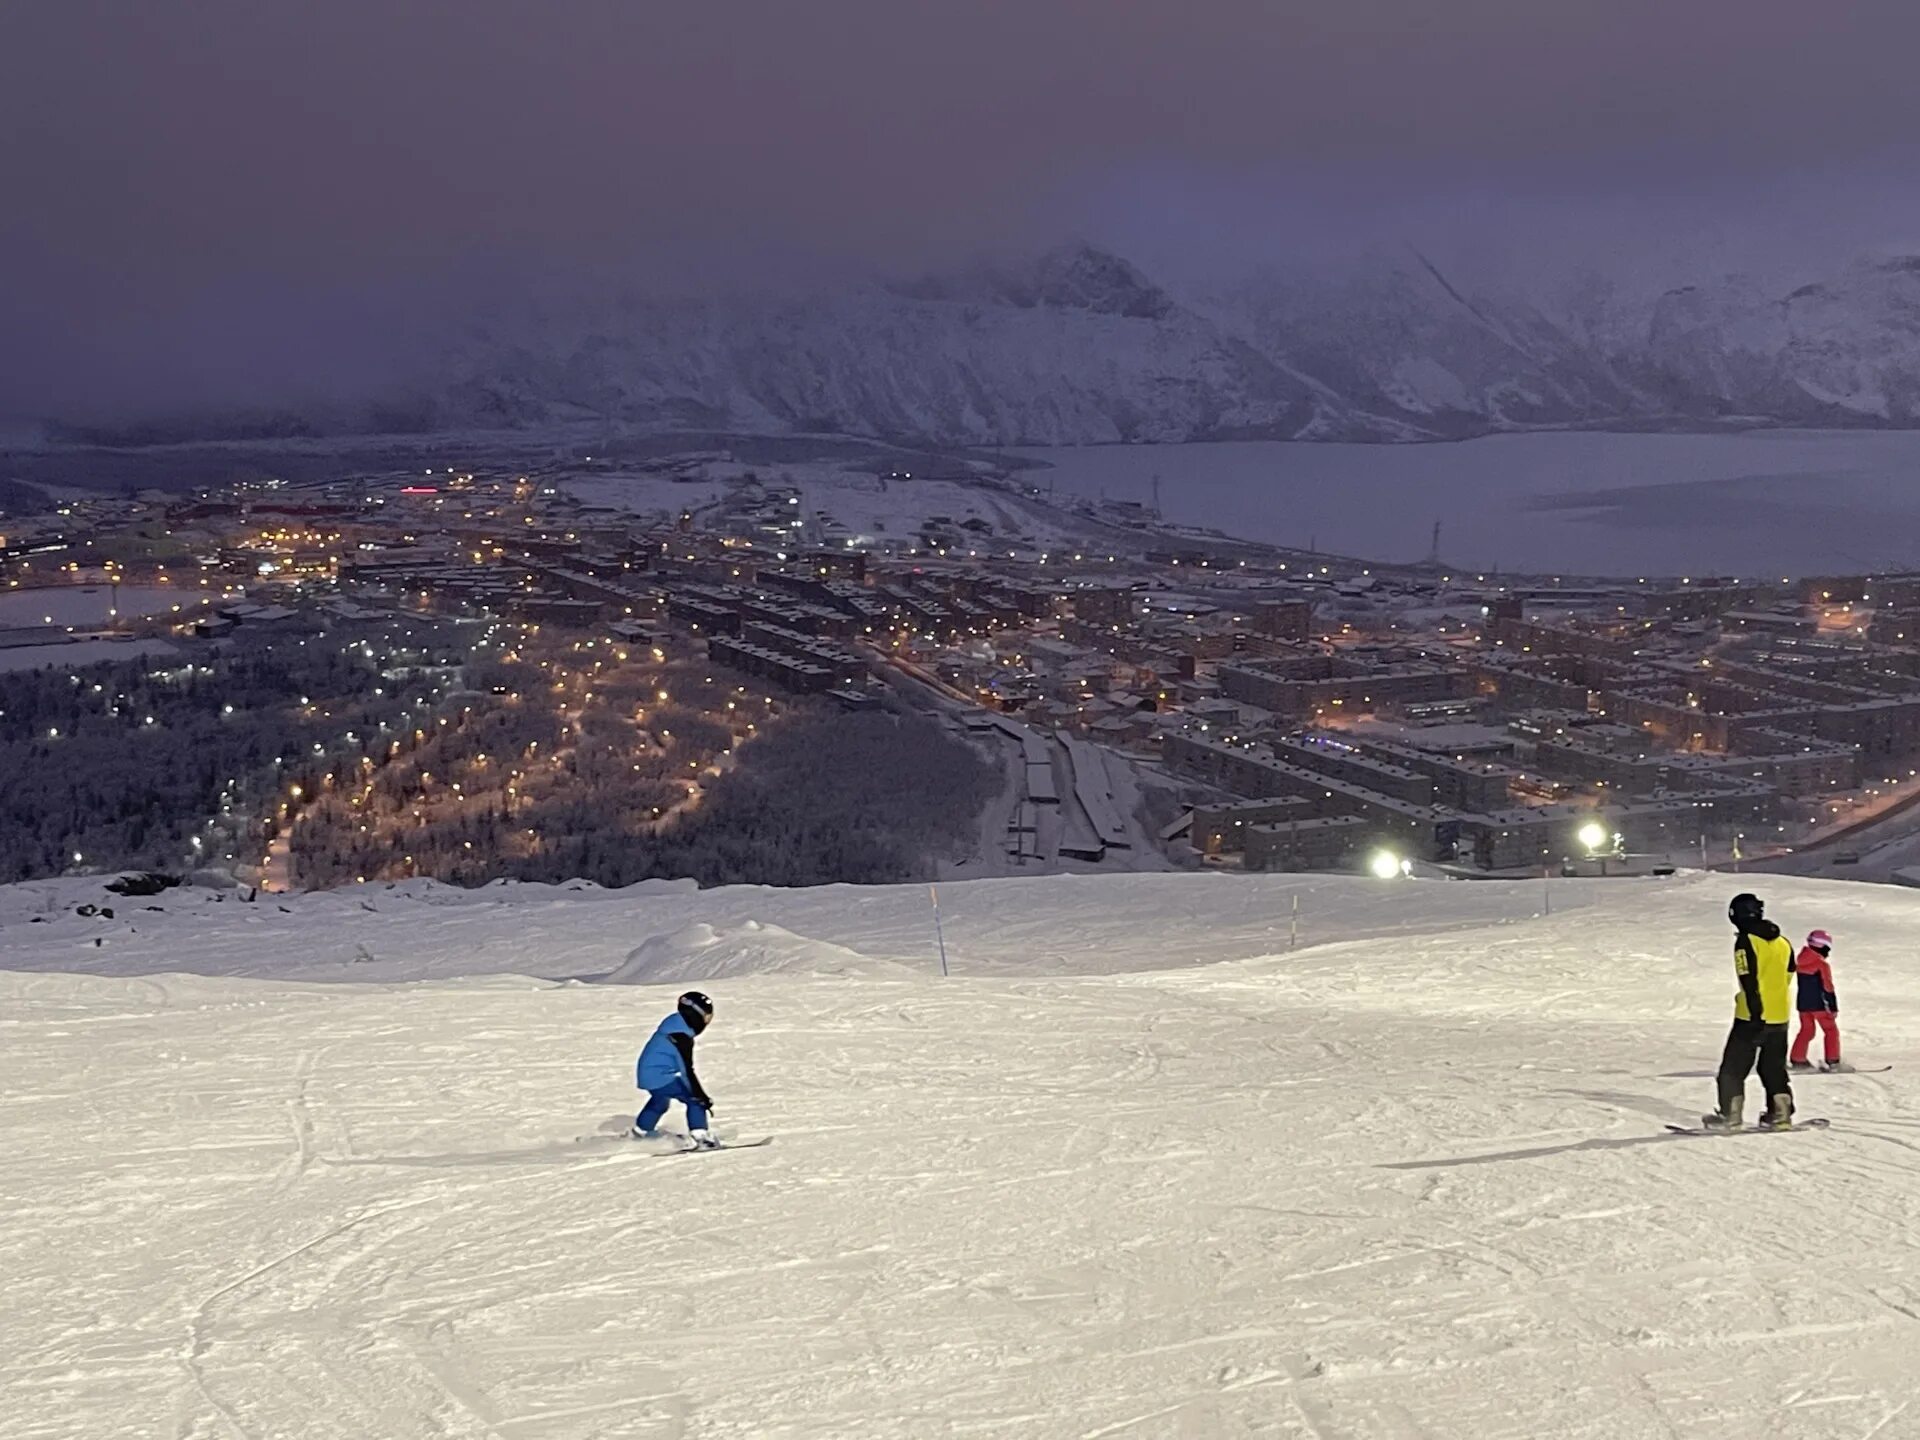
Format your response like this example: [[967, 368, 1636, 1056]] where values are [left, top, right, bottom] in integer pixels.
[[1791, 1011, 1840, 1065]]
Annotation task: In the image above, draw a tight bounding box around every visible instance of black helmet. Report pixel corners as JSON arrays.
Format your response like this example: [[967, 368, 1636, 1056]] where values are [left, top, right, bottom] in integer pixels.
[[1728, 893, 1764, 928], [678, 991, 713, 1032]]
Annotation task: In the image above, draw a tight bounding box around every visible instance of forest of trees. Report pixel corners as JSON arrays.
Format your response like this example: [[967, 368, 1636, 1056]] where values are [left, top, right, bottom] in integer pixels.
[[9, 618, 1000, 894], [619, 706, 1001, 888], [0, 632, 461, 882], [291, 698, 999, 891]]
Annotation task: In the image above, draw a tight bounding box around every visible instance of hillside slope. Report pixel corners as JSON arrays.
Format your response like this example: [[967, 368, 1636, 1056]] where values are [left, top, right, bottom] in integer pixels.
[[6, 870, 1920, 1438]]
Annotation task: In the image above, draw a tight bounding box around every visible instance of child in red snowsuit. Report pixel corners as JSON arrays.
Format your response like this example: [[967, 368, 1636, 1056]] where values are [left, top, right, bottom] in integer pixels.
[[1790, 929, 1840, 1071]]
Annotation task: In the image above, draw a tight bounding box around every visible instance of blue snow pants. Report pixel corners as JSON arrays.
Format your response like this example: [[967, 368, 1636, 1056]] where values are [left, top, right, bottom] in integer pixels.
[[636, 1077, 708, 1135]]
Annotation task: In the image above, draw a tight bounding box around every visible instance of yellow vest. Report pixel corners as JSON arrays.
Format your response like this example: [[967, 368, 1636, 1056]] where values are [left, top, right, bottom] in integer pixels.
[[1734, 930, 1794, 1024]]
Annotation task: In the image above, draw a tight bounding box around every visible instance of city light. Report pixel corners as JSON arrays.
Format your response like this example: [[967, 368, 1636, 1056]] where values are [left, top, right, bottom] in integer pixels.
[[1368, 849, 1406, 880]]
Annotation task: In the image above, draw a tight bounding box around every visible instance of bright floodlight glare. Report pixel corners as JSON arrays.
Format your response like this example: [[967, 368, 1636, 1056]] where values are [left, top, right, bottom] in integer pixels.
[[1368, 849, 1403, 880], [1578, 821, 1608, 852]]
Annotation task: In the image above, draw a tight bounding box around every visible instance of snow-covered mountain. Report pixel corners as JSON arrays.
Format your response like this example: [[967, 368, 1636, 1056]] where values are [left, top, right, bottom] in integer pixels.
[[52, 244, 1920, 447], [428, 246, 1346, 446], [7, 867, 1920, 1437], [1637, 255, 1920, 424], [412, 245, 1920, 444]]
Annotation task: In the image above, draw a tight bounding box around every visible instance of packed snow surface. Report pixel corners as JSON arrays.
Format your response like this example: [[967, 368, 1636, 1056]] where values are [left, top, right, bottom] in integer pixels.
[[6, 869, 1920, 1438]]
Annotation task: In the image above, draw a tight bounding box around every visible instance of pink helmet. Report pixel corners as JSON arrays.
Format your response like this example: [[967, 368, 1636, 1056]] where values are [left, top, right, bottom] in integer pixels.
[[1807, 930, 1833, 949]]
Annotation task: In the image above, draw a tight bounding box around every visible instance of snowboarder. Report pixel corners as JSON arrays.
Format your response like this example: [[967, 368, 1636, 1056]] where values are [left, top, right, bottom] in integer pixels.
[[633, 991, 718, 1146], [1706, 892, 1797, 1130], [1790, 929, 1841, 1072]]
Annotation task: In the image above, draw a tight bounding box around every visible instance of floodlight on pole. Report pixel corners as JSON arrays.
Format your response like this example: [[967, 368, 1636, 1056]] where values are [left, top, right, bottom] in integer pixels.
[[1578, 821, 1608, 853], [1368, 849, 1404, 880]]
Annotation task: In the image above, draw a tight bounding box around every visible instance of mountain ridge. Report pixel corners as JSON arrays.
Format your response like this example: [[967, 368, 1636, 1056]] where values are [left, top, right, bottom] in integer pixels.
[[41, 243, 1920, 449]]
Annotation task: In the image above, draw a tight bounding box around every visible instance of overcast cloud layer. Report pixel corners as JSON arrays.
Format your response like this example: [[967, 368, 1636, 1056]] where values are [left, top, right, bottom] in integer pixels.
[[5, 0, 1920, 421]]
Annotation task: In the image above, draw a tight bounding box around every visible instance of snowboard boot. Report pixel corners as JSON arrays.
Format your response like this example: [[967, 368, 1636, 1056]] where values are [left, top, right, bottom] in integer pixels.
[[1758, 1095, 1794, 1131], [1702, 1095, 1743, 1130], [690, 1130, 720, 1150], [1790, 1060, 1814, 1072], [1819, 1059, 1844, 1073]]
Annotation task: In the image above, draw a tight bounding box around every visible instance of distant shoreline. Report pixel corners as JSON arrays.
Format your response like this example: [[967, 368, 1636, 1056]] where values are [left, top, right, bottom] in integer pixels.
[[8, 410, 1917, 466], [8, 412, 1919, 504]]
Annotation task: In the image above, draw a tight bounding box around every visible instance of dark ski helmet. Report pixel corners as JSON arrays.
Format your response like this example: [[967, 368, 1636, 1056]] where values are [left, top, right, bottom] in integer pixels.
[[678, 991, 714, 1032], [1728, 893, 1764, 928]]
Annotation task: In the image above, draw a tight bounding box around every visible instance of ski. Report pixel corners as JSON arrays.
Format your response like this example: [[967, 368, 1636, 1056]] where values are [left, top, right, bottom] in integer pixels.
[[1665, 1118, 1830, 1136], [1669, 1065, 1889, 1079], [572, 1133, 774, 1158], [672, 1136, 774, 1154]]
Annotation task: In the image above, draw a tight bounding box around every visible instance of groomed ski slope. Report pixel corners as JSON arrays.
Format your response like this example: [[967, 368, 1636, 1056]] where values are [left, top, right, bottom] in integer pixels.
[[6, 870, 1920, 1439]]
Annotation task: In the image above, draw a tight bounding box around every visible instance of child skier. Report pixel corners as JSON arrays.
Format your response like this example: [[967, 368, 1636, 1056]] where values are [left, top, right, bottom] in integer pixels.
[[632, 991, 718, 1146], [1706, 892, 1797, 1130], [1790, 929, 1841, 1072]]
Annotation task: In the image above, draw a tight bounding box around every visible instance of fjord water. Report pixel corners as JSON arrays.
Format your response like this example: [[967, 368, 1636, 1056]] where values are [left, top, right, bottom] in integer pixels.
[[1016, 430, 1920, 578]]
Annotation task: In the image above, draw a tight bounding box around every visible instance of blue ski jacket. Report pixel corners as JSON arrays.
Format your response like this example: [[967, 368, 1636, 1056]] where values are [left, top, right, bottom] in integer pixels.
[[637, 1013, 706, 1098]]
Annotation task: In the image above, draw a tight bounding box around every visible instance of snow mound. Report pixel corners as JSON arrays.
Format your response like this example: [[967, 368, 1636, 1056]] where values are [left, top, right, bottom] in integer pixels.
[[603, 919, 909, 983]]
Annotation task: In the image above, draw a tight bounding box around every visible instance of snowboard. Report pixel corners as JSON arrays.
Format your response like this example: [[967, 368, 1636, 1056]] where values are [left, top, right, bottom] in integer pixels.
[[1665, 1117, 1830, 1136]]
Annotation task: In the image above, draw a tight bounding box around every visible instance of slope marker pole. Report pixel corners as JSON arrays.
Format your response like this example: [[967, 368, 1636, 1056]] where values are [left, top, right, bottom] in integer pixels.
[[929, 884, 950, 977]]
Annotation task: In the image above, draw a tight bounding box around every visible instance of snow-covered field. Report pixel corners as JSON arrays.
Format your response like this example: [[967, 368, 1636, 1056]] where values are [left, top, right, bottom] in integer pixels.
[[0, 584, 202, 628], [560, 472, 737, 519], [7, 869, 1920, 1438], [1019, 429, 1920, 577], [563, 461, 1095, 555]]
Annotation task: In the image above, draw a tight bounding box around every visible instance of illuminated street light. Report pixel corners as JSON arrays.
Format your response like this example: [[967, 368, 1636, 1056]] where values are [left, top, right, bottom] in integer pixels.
[[1368, 849, 1405, 881], [1577, 821, 1608, 853]]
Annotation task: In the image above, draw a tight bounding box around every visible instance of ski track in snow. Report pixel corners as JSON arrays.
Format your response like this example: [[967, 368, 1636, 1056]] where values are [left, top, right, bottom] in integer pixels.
[[5, 869, 1920, 1437]]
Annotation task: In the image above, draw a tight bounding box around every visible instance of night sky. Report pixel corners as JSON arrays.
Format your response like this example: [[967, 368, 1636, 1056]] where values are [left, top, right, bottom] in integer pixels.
[[5, 0, 1918, 421]]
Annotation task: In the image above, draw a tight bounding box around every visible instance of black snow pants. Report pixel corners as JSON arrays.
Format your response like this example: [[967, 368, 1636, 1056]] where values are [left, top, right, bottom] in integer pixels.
[[1717, 1018, 1792, 1112]]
